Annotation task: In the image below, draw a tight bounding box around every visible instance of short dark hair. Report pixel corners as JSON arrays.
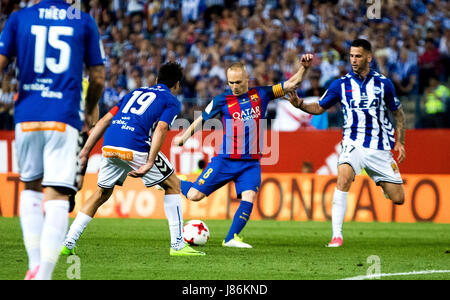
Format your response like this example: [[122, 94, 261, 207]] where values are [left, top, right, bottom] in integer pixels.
[[157, 62, 183, 88], [351, 39, 372, 52]]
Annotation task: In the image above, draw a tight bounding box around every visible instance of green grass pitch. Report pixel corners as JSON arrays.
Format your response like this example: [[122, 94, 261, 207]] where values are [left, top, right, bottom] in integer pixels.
[[1, 217, 449, 280]]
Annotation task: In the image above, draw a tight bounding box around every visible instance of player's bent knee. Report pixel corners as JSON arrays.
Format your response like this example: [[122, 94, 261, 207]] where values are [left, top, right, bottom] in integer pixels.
[[336, 177, 353, 192], [23, 178, 43, 192], [160, 174, 181, 194], [187, 190, 205, 202], [391, 194, 405, 205], [46, 186, 73, 200], [96, 187, 113, 203]]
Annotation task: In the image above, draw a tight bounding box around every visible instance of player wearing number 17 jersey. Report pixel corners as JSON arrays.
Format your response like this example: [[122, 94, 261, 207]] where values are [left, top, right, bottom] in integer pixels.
[[175, 55, 313, 248], [0, 0, 106, 279], [62, 62, 205, 258], [287, 39, 406, 248]]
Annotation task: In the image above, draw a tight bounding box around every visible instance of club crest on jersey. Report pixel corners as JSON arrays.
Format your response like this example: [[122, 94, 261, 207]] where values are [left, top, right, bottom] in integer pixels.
[[250, 94, 259, 102], [373, 87, 382, 94], [391, 161, 399, 173]]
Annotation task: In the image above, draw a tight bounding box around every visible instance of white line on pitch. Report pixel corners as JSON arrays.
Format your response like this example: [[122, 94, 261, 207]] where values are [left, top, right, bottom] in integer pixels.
[[341, 270, 450, 280]]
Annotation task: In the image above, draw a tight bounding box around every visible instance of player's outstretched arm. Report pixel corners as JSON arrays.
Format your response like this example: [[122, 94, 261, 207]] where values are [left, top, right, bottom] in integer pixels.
[[392, 108, 406, 163], [84, 65, 106, 130], [173, 115, 204, 147], [79, 112, 114, 172], [128, 120, 170, 178], [282, 54, 314, 94], [285, 91, 326, 115]]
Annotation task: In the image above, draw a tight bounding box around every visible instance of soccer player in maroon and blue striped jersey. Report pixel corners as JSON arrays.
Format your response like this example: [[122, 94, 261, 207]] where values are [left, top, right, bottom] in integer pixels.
[[176, 54, 313, 248]]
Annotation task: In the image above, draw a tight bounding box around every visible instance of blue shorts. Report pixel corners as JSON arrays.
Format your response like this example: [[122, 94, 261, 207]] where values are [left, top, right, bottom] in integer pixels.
[[192, 156, 261, 198]]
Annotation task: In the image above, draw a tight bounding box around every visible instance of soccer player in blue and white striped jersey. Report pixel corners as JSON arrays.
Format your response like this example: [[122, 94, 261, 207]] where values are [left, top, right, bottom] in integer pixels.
[[288, 39, 406, 248]]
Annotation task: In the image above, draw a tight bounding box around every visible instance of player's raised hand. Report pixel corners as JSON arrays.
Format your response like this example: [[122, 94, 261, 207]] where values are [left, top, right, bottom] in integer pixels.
[[300, 53, 314, 68], [394, 143, 406, 163], [284, 91, 304, 109], [84, 104, 99, 131], [173, 135, 184, 147], [128, 162, 153, 178]]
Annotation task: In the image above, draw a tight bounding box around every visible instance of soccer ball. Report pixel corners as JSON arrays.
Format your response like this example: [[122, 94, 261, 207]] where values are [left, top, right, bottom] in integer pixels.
[[183, 220, 210, 246]]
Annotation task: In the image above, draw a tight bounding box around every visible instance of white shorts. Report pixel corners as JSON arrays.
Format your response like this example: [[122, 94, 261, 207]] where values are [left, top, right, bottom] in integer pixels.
[[15, 122, 82, 192], [338, 140, 403, 185], [97, 146, 174, 189]]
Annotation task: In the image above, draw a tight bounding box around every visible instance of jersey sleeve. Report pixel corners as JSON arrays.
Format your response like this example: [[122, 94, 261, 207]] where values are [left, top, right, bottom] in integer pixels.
[[257, 83, 285, 101], [202, 93, 225, 121], [159, 97, 181, 128], [318, 79, 342, 110], [108, 92, 129, 116], [84, 15, 105, 67], [0, 12, 18, 58], [383, 78, 401, 111]]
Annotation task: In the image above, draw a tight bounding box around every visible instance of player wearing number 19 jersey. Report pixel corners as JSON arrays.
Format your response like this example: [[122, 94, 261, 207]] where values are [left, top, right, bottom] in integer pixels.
[[176, 56, 313, 248], [0, 0, 105, 279], [62, 62, 205, 258]]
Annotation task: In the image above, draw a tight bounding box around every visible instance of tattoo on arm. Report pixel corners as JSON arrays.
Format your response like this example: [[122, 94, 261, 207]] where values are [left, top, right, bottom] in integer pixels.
[[393, 108, 406, 144]]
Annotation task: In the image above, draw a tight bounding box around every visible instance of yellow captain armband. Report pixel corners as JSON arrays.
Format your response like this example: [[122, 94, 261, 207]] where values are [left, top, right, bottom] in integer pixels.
[[272, 83, 285, 98]]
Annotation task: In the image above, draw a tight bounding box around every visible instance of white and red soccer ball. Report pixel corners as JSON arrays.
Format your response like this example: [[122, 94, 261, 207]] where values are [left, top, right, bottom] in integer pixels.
[[183, 220, 210, 246]]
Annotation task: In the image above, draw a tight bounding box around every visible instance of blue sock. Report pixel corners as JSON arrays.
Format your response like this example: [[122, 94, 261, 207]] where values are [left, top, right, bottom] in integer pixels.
[[180, 180, 193, 198], [225, 200, 253, 243]]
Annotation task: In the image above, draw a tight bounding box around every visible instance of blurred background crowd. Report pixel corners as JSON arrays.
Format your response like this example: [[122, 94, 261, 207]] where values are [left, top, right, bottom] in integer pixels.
[[0, 0, 449, 130]]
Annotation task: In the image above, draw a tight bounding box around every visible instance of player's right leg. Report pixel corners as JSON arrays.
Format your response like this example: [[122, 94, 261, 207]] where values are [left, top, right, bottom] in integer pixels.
[[141, 153, 205, 256], [328, 163, 356, 248], [158, 173, 205, 256], [62, 186, 114, 255], [15, 125, 46, 279], [21, 179, 44, 280], [33, 124, 82, 280], [181, 157, 232, 202], [180, 177, 208, 202], [328, 142, 362, 247]]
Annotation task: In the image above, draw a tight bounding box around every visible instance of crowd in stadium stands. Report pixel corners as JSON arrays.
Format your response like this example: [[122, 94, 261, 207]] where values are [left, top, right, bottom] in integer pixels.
[[0, 0, 449, 130]]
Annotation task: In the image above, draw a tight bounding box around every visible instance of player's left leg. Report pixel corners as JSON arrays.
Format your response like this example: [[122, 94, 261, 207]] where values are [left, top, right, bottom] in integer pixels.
[[159, 173, 205, 256], [364, 148, 405, 205], [142, 153, 205, 256], [222, 161, 261, 248], [63, 151, 131, 255], [222, 190, 256, 248], [378, 181, 405, 205], [35, 186, 71, 280]]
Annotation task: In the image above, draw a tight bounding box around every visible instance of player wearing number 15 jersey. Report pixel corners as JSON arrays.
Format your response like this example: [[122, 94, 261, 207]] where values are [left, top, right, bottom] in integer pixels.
[[62, 62, 205, 258], [0, 0, 105, 279]]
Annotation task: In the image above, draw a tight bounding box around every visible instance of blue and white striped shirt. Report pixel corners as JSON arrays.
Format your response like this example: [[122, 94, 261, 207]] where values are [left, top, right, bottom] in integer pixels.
[[319, 70, 401, 150]]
